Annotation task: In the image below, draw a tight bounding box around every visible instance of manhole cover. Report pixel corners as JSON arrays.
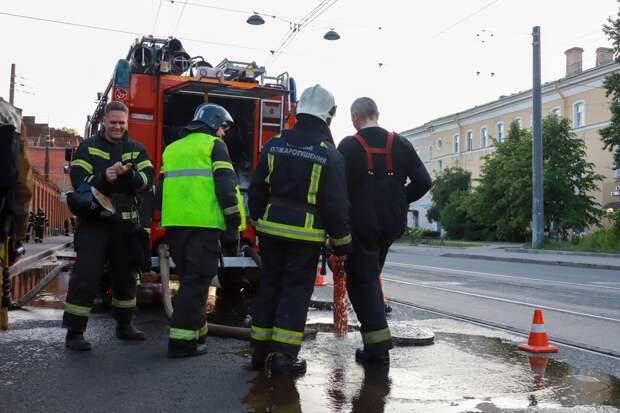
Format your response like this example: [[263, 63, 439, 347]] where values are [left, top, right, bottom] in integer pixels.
[[390, 325, 435, 346]]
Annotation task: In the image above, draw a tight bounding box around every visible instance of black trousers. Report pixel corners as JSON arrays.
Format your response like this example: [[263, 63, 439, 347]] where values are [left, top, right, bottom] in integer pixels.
[[63, 220, 140, 332], [167, 227, 220, 341], [345, 233, 393, 356], [251, 236, 321, 358], [34, 225, 44, 240]]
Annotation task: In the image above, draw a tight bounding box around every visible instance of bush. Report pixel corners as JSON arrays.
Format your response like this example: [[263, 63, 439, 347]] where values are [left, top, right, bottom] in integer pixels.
[[543, 229, 620, 253], [420, 230, 441, 239], [402, 228, 423, 243]]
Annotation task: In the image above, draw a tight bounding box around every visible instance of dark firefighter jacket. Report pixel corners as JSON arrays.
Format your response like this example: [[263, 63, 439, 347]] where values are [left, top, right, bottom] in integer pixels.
[[70, 131, 154, 223], [338, 126, 432, 243], [249, 114, 352, 255]]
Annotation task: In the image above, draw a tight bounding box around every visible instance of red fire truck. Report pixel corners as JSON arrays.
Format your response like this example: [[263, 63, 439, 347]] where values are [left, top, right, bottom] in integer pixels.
[[84, 36, 297, 312]]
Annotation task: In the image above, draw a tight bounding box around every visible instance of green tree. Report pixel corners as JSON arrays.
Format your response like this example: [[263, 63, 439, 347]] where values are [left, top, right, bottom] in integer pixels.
[[469, 121, 532, 241], [543, 115, 603, 236], [426, 167, 471, 223], [601, 11, 620, 170], [470, 118, 603, 241], [601, 10, 620, 233]]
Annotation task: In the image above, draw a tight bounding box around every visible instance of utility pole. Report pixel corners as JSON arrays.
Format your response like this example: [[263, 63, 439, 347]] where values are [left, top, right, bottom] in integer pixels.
[[44, 134, 50, 181], [532, 26, 544, 248], [9, 63, 15, 105]]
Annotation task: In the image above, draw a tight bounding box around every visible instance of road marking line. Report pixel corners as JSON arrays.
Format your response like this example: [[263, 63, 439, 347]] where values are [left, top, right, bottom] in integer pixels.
[[381, 274, 620, 323], [384, 261, 620, 292], [391, 299, 620, 360]]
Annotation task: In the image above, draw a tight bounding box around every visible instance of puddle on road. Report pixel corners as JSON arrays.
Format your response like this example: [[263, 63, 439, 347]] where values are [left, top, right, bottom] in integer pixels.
[[10, 265, 70, 310], [242, 312, 620, 413]]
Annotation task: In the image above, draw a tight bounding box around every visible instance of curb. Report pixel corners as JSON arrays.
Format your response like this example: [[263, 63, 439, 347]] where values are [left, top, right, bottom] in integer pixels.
[[441, 253, 620, 271], [9, 241, 73, 277], [505, 247, 620, 259]]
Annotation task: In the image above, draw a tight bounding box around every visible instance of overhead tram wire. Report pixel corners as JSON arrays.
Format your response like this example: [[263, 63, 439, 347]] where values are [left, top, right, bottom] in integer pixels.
[[0, 11, 272, 53], [152, 0, 163, 34], [270, 0, 340, 64], [433, 0, 502, 38], [172, 0, 188, 36], [169, 0, 284, 22]]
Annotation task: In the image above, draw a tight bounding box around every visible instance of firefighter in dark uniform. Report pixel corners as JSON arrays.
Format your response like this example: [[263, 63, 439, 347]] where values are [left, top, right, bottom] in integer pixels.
[[249, 84, 352, 375], [63, 101, 154, 351], [33, 208, 47, 242], [338, 97, 432, 365], [160, 103, 242, 358]]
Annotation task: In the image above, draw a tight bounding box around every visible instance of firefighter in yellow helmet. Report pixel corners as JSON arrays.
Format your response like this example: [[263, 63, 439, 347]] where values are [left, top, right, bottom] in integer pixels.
[[160, 103, 243, 358], [248, 84, 352, 375]]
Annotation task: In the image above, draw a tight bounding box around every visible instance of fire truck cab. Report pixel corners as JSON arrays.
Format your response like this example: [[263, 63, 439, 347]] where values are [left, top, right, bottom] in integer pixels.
[[85, 36, 297, 297]]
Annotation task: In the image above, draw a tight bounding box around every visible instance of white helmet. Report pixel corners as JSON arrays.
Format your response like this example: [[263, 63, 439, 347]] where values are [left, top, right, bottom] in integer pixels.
[[296, 84, 337, 125]]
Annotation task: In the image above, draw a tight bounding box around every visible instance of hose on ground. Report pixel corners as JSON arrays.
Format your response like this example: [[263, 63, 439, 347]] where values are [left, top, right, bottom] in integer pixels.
[[158, 243, 252, 340]]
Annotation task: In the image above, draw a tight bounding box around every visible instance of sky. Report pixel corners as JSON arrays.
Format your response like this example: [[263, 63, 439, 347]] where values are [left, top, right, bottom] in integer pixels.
[[0, 0, 617, 141]]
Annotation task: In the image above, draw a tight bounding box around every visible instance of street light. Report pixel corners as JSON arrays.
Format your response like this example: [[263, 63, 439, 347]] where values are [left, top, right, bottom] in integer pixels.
[[247, 13, 265, 26], [323, 28, 340, 41]]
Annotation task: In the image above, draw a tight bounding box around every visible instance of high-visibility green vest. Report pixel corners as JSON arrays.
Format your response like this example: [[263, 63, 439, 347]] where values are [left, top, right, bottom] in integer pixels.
[[161, 132, 246, 230]]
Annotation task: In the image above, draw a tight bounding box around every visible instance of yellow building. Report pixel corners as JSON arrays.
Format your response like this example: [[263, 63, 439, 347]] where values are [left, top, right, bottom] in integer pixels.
[[402, 47, 620, 230]]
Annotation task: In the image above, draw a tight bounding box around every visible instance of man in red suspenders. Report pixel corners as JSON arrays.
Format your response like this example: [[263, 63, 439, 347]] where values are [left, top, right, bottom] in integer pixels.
[[338, 97, 432, 365]]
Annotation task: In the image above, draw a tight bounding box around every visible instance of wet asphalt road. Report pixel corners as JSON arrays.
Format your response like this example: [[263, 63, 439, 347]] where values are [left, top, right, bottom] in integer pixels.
[[3, 248, 620, 412], [382, 245, 620, 371], [0, 306, 259, 413]]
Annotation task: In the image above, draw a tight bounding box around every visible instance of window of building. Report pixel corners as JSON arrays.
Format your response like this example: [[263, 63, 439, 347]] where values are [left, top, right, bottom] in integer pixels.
[[495, 121, 504, 143], [427, 145, 432, 161], [573, 101, 585, 128], [480, 126, 488, 148], [452, 134, 460, 153], [466, 130, 473, 151], [550, 107, 561, 117], [438, 159, 443, 172], [614, 168, 620, 180], [436, 138, 443, 150], [513, 117, 523, 129]]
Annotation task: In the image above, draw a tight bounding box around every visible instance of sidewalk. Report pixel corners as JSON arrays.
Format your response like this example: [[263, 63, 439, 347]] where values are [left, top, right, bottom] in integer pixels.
[[432, 244, 620, 271], [9, 235, 73, 276]]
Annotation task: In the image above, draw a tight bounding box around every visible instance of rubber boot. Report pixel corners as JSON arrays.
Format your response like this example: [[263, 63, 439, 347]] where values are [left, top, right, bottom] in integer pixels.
[[265, 352, 307, 375], [167, 340, 208, 358], [65, 330, 92, 351], [116, 321, 146, 341], [198, 334, 207, 345], [355, 348, 390, 366], [251, 349, 268, 369]]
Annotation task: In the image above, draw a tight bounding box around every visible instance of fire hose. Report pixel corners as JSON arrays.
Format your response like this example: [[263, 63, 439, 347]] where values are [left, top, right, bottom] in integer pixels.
[[1, 237, 9, 330], [158, 243, 251, 340]]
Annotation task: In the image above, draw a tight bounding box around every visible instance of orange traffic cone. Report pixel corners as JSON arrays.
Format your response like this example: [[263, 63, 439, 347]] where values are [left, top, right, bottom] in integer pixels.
[[518, 309, 558, 353], [314, 266, 328, 286]]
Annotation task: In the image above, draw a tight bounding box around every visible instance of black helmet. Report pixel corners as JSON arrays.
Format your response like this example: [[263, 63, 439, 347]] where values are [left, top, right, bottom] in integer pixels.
[[186, 103, 234, 132], [67, 183, 116, 219]]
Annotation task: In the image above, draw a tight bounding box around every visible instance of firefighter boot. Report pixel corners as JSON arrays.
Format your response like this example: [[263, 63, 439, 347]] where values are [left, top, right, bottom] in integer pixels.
[[251, 349, 268, 369], [265, 352, 307, 375], [355, 348, 390, 366], [65, 330, 92, 351], [116, 321, 146, 341], [167, 340, 208, 358]]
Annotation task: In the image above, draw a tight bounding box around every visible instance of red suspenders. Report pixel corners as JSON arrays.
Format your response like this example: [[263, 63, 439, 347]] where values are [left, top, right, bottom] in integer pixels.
[[352, 131, 395, 175]]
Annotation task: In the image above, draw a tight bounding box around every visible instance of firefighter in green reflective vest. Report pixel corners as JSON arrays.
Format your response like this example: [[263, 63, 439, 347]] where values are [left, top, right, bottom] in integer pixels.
[[160, 103, 243, 358], [248, 85, 352, 375]]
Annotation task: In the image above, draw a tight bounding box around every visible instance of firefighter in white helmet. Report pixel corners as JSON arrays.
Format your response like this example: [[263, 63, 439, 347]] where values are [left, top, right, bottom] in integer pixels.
[[248, 84, 352, 375]]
